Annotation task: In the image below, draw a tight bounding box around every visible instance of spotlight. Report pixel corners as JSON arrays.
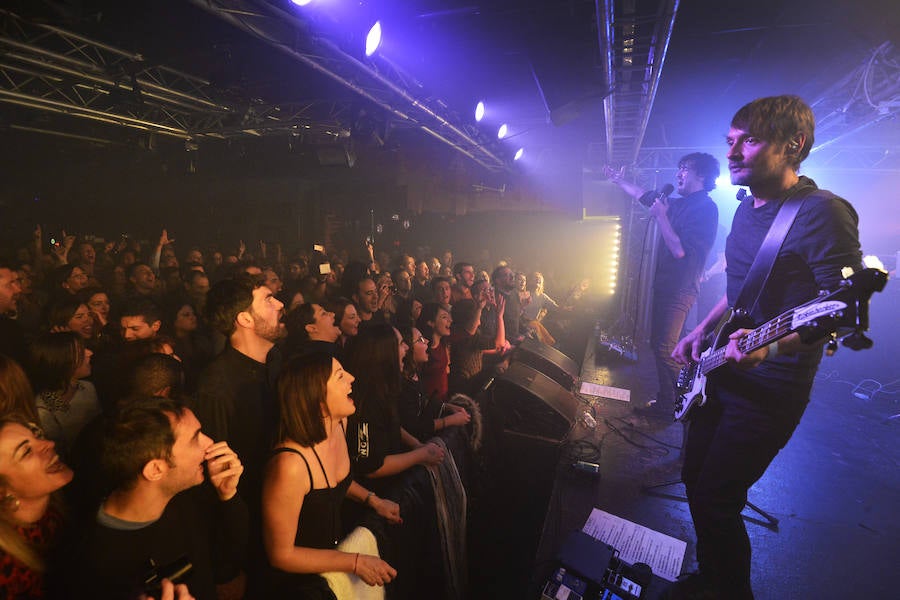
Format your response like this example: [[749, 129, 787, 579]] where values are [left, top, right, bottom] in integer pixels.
[[365, 21, 382, 57], [291, 0, 312, 6], [514, 148, 524, 161], [475, 101, 485, 122], [497, 124, 508, 139]]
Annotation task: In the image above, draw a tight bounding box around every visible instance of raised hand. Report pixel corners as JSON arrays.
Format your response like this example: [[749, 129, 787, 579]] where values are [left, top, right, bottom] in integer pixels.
[[158, 229, 175, 247], [494, 291, 505, 315], [204, 441, 244, 501]]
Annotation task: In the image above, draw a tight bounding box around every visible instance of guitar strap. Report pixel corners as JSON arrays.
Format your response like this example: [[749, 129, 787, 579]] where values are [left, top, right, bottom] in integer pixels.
[[733, 180, 816, 317]]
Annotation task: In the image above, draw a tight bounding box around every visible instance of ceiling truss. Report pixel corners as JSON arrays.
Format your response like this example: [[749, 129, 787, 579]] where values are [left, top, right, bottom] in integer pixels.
[[186, 0, 508, 171], [0, 2, 492, 164]]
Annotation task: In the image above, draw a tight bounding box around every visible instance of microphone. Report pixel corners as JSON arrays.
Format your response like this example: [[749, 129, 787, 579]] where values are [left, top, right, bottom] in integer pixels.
[[639, 183, 674, 207]]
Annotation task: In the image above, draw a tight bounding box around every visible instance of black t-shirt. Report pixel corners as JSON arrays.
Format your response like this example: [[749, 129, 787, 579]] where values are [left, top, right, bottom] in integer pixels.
[[193, 345, 277, 505], [0, 316, 27, 365], [60, 486, 247, 600], [653, 190, 719, 295], [722, 177, 862, 382]]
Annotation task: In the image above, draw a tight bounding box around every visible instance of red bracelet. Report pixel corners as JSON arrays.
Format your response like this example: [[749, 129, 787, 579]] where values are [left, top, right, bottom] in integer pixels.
[[353, 552, 359, 575]]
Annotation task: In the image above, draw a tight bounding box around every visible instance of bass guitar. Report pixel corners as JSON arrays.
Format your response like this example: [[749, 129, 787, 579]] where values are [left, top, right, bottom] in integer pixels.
[[673, 267, 888, 422]]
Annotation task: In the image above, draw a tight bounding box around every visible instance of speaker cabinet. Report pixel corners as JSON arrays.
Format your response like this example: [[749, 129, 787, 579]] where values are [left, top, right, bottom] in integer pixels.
[[490, 362, 580, 442], [513, 338, 579, 390]]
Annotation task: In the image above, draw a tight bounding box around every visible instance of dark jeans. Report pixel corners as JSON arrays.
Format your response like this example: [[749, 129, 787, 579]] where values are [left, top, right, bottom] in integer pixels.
[[650, 288, 696, 405], [681, 372, 809, 598]]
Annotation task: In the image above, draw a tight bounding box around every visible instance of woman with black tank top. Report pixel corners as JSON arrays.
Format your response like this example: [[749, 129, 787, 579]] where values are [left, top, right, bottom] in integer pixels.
[[262, 352, 401, 596]]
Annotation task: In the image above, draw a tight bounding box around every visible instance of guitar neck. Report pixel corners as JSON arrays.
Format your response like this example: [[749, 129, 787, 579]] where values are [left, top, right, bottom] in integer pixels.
[[699, 311, 795, 375]]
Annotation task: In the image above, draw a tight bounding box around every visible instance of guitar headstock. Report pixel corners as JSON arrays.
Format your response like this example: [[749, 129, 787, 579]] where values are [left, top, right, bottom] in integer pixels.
[[793, 267, 888, 347]]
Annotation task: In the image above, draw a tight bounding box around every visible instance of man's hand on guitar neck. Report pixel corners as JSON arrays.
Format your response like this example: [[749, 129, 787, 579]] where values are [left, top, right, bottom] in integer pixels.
[[725, 330, 804, 368], [724, 328, 770, 368]]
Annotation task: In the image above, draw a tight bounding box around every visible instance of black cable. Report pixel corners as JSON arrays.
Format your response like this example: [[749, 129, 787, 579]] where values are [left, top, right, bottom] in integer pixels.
[[601, 417, 671, 458], [608, 415, 682, 450], [562, 438, 603, 465]]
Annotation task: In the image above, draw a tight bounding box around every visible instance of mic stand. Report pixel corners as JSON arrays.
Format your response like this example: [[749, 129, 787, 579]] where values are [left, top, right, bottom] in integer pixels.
[[640, 477, 779, 531]]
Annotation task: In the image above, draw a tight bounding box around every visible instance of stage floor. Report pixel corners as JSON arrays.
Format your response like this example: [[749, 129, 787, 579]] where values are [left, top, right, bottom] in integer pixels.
[[469, 289, 900, 600]]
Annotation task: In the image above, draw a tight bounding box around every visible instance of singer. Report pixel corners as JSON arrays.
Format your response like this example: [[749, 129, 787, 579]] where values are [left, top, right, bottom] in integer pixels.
[[605, 154, 719, 413]]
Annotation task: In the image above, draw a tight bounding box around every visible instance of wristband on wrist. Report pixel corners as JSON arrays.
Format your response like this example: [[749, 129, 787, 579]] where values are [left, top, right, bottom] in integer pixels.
[[353, 552, 359, 575], [766, 340, 779, 359], [364, 491, 375, 506]]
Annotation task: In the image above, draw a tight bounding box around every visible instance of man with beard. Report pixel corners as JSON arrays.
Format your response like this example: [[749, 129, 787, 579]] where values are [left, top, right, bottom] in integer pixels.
[[192, 274, 286, 595], [451, 262, 476, 303], [194, 275, 285, 508]]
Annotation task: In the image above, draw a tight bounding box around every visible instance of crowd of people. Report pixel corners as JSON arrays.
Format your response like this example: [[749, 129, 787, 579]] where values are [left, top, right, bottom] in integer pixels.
[[0, 228, 584, 599]]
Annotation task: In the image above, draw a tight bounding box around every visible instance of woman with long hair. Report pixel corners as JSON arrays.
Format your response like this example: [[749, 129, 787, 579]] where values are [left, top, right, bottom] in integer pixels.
[[262, 352, 400, 596], [28, 332, 99, 458], [79, 286, 117, 349], [343, 324, 444, 492], [0, 415, 73, 597], [44, 298, 94, 343], [416, 303, 453, 403], [0, 355, 40, 425], [163, 300, 212, 392], [398, 327, 470, 443], [323, 297, 361, 357]]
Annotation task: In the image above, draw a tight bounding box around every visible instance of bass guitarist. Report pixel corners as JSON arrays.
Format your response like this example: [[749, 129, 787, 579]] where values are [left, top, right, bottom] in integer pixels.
[[668, 95, 863, 599]]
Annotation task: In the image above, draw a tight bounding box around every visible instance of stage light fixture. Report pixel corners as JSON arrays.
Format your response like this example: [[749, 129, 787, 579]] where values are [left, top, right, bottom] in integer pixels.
[[291, 0, 312, 6], [475, 101, 485, 122], [514, 148, 524, 161], [497, 124, 508, 139], [365, 21, 382, 57]]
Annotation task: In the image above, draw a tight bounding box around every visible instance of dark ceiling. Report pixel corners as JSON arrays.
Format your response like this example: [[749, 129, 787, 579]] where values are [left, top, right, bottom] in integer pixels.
[[2, 0, 899, 183]]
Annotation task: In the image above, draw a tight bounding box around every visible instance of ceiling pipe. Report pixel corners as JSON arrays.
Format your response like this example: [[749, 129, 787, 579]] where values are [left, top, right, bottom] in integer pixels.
[[0, 89, 190, 137]]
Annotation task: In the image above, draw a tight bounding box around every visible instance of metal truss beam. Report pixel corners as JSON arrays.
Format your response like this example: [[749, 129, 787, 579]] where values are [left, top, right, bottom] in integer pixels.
[[187, 0, 509, 171], [810, 42, 900, 153], [0, 9, 361, 144], [597, 0, 679, 168]]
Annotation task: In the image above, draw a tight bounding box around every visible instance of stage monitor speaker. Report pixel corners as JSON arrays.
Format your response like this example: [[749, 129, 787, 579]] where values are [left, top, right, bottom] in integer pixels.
[[491, 362, 580, 442], [513, 338, 579, 390]]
